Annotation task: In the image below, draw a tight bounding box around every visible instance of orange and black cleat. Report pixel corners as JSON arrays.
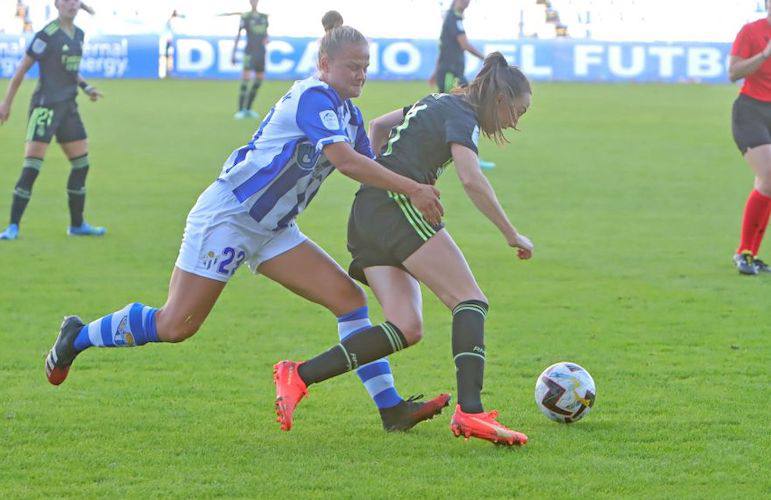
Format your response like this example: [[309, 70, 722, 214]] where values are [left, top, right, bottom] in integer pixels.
[[380, 393, 451, 431], [450, 405, 528, 446], [45, 316, 85, 386], [273, 360, 308, 431]]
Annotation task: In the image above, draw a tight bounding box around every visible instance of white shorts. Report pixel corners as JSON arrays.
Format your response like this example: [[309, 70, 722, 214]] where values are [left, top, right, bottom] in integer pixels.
[[175, 180, 307, 282]]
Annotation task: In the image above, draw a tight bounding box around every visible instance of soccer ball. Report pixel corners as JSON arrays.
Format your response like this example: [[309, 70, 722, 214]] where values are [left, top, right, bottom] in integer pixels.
[[534, 362, 596, 423]]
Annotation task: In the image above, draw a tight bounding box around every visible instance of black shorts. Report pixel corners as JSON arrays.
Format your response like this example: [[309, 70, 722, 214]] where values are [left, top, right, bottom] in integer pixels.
[[243, 50, 266, 73], [732, 94, 771, 154], [347, 188, 444, 285], [26, 99, 86, 144], [437, 67, 468, 93]]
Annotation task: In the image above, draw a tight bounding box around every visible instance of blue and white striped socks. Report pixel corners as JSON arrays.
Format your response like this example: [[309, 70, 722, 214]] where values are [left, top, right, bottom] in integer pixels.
[[73, 303, 160, 351], [338, 306, 403, 409]]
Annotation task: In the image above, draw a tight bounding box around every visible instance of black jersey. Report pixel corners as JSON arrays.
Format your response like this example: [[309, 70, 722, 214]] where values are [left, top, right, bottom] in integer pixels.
[[240, 11, 269, 53], [376, 93, 480, 186], [438, 9, 466, 73], [26, 20, 84, 106]]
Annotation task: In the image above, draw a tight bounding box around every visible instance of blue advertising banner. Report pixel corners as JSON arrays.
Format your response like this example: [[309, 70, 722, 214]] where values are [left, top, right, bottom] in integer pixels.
[[172, 36, 733, 84], [1, 34, 732, 83], [0, 34, 159, 79]]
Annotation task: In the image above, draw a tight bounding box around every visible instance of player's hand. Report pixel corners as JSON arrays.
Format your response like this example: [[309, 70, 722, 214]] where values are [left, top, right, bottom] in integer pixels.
[[507, 232, 533, 260], [87, 88, 103, 102], [0, 101, 10, 124], [409, 184, 443, 226]]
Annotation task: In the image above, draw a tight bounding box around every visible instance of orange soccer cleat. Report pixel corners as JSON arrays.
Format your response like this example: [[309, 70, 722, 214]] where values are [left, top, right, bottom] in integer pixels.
[[450, 405, 528, 446], [273, 360, 308, 431]]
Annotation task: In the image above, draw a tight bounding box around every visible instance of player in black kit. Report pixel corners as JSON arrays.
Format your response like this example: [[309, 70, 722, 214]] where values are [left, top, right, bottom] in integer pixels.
[[274, 53, 536, 446], [0, 0, 104, 241], [230, 0, 269, 120], [430, 0, 494, 169]]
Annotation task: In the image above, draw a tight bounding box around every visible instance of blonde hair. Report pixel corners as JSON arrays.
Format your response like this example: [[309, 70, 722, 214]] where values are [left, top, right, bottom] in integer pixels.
[[318, 25, 367, 65], [454, 51, 531, 144]]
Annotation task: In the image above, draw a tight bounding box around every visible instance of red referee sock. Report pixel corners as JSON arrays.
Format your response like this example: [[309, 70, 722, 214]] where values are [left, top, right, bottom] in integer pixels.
[[751, 196, 771, 256], [738, 189, 771, 255]]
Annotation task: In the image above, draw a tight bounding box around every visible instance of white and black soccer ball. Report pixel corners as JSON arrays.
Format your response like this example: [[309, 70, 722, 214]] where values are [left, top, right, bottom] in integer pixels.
[[534, 362, 596, 423]]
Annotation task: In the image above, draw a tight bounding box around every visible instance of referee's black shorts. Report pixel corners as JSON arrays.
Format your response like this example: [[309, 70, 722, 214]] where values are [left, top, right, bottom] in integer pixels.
[[347, 188, 443, 285], [732, 93, 771, 155]]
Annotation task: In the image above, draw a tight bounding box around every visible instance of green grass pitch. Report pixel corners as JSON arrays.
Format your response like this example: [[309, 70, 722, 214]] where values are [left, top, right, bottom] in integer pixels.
[[0, 79, 769, 498]]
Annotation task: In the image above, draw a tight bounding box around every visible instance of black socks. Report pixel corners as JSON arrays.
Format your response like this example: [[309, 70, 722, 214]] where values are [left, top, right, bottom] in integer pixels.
[[452, 300, 489, 414]]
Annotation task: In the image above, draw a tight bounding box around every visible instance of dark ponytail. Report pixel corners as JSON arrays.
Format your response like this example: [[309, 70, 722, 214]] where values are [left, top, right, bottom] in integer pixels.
[[455, 51, 532, 144], [321, 10, 344, 33]]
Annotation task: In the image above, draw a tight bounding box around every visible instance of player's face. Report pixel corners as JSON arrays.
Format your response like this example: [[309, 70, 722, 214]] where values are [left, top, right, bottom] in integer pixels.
[[55, 0, 81, 19], [321, 43, 370, 99], [496, 92, 531, 130]]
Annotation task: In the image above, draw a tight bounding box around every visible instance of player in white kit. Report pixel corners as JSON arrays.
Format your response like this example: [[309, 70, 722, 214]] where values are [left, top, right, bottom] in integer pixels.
[[44, 26, 450, 431]]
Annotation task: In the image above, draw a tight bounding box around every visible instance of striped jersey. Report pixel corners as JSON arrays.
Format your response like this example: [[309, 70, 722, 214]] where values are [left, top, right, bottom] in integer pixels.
[[219, 76, 373, 231]]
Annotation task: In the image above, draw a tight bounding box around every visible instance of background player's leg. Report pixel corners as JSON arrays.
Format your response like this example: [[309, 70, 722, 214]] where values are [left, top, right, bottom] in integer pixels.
[[235, 67, 252, 118], [246, 71, 264, 114], [737, 145, 771, 260], [258, 240, 406, 408], [402, 229, 488, 414], [2, 141, 48, 240], [60, 139, 104, 235]]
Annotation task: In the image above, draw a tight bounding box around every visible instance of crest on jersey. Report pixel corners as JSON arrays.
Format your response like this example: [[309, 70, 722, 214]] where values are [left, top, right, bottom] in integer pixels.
[[31, 38, 47, 55], [319, 110, 340, 130]]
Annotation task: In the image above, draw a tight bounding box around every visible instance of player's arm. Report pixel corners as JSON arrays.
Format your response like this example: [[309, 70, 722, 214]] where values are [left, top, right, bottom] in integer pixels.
[[231, 21, 244, 65], [77, 75, 102, 102], [457, 33, 484, 60], [0, 55, 35, 124], [729, 39, 771, 81], [80, 2, 95, 15], [369, 108, 406, 156], [324, 142, 444, 225], [451, 143, 532, 259]]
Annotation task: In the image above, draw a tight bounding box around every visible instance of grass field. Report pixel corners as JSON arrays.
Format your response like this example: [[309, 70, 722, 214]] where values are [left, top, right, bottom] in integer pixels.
[[1, 79, 769, 498]]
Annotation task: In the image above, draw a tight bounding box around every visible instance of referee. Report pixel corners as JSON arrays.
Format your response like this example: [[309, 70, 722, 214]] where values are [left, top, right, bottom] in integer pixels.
[[729, 4, 771, 275]]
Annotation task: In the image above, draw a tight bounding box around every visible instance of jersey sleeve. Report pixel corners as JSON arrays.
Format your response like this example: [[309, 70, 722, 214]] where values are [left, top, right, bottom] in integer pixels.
[[731, 24, 753, 59], [26, 31, 49, 60], [445, 115, 479, 155], [296, 87, 350, 152], [453, 14, 466, 36]]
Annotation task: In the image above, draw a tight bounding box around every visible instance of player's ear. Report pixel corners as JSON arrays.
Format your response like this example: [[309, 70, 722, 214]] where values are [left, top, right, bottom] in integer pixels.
[[318, 53, 330, 74]]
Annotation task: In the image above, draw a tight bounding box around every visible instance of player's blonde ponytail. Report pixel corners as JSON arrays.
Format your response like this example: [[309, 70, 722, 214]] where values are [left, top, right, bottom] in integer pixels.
[[455, 52, 531, 144]]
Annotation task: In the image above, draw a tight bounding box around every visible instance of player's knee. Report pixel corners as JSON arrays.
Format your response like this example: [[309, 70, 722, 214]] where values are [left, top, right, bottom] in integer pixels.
[[443, 290, 488, 311], [390, 317, 423, 346], [756, 176, 771, 197], [156, 311, 201, 343], [334, 281, 367, 313]]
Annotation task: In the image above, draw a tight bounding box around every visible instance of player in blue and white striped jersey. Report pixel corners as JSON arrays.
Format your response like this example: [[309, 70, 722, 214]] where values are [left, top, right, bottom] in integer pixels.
[[44, 26, 450, 431]]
